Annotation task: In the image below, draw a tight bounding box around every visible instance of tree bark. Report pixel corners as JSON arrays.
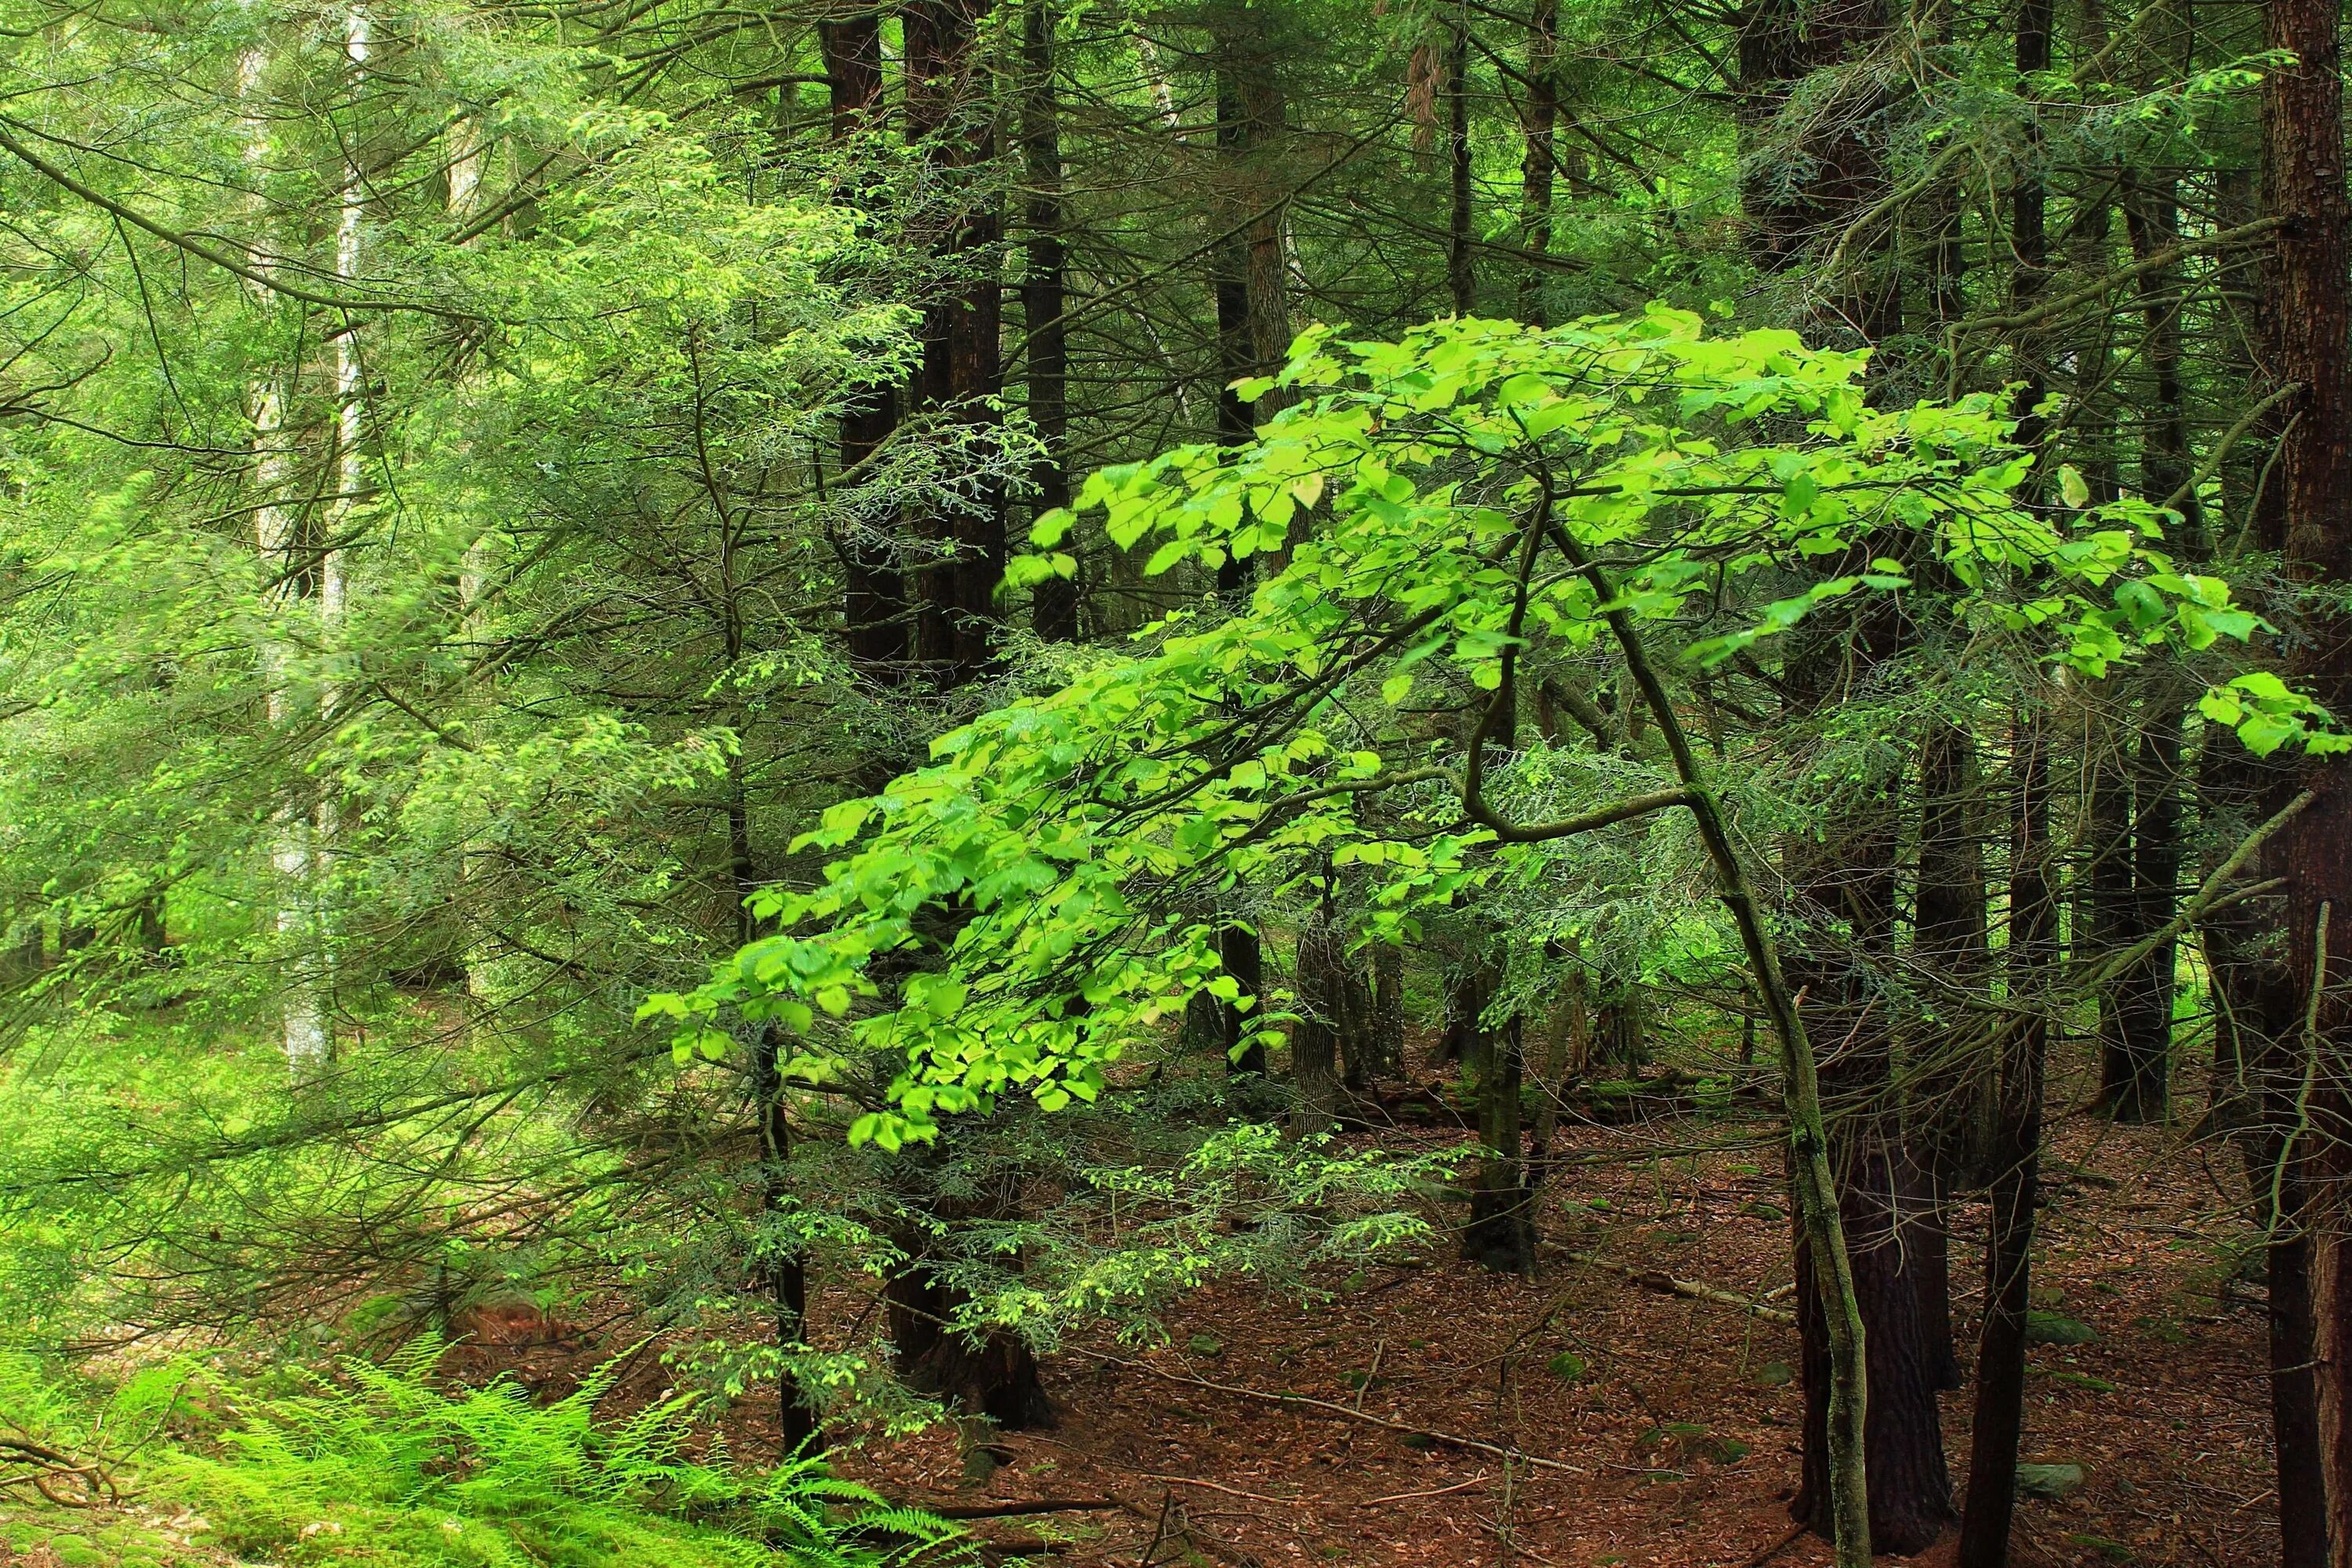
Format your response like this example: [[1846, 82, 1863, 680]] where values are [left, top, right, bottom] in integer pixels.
[[1023, 0, 1077, 644], [1910, 717, 1987, 1392], [1787, 601, 1952, 1555], [904, 0, 1007, 686], [1292, 911, 1347, 1134], [2263, 0, 2352, 1548], [1517, 0, 1556, 324], [1461, 1011, 1534, 1274], [823, 10, 910, 678], [1446, 20, 1474, 317], [1955, 710, 2056, 1568]]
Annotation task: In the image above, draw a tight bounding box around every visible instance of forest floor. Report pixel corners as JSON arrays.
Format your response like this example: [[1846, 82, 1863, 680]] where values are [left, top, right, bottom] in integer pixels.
[[815, 1086, 2278, 1568], [0, 1067, 2280, 1568]]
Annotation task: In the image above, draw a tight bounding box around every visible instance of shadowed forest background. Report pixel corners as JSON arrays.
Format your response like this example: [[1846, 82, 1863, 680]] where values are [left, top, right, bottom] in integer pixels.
[[4, 0, 2352, 1561]]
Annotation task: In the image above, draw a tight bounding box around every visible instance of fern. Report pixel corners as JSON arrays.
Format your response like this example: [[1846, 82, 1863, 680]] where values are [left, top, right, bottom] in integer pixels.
[[158, 1339, 967, 1568]]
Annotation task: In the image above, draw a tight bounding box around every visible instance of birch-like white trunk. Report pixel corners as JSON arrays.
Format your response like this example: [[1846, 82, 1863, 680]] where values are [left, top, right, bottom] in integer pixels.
[[239, 39, 330, 1072]]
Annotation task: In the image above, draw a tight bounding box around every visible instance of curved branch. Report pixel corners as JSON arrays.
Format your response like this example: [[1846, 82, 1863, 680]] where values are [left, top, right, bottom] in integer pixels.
[[0, 126, 462, 319]]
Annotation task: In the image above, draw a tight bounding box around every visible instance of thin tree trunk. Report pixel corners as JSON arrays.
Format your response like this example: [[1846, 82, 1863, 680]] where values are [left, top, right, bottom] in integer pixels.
[[1543, 522, 1873, 1568], [1023, 0, 1076, 644], [1293, 911, 1346, 1134], [1446, 20, 1474, 317], [1955, 709, 2056, 1568], [1911, 717, 1987, 1392], [823, 11, 909, 677], [238, 37, 328, 1074], [1517, 0, 1556, 324]]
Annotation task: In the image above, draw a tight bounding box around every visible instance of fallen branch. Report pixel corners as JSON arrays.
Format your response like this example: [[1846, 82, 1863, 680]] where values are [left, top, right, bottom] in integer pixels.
[[1741, 1520, 1810, 1567], [1555, 1248, 1797, 1325], [1139, 1475, 1305, 1505], [1362, 1473, 1491, 1504], [1109, 1356, 1586, 1475], [1114, 1493, 1266, 1568], [927, 1497, 1125, 1519], [0, 1433, 118, 1507]]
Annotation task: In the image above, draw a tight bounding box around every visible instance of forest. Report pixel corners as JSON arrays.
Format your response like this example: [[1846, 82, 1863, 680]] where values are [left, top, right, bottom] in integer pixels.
[[2, 0, 2351, 1559]]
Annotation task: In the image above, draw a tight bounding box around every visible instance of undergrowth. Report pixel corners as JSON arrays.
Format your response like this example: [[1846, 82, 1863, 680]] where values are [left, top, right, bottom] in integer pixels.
[[1, 1342, 966, 1568]]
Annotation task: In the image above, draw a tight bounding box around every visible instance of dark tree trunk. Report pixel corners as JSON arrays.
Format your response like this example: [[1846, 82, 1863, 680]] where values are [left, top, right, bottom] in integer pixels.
[[1591, 983, 1646, 1069], [904, 0, 1006, 686], [2263, 0, 2352, 1548], [1221, 923, 1267, 1076], [1439, 965, 1489, 1068], [1910, 717, 1987, 1392], [1788, 593, 1952, 1555], [1211, 53, 1254, 603], [728, 764, 821, 1454], [1517, 0, 1556, 324], [1446, 20, 1473, 316], [1461, 1013, 1534, 1274], [2086, 743, 2140, 1112], [1022, 0, 1076, 644], [752, 1024, 821, 1454], [822, 12, 908, 677], [1734, 0, 1808, 271], [884, 1178, 1054, 1430], [1292, 912, 1348, 1134], [1369, 943, 1406, 1079], [1955, 711, 2056, 1568]]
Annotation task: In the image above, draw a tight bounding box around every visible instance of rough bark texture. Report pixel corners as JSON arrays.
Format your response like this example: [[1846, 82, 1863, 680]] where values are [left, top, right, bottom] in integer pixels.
[[1910, 717, 1987, 1392], [1955, 712, 2055, 1568], [1461, 1011, 1534, 1275], [822, 12, 909, 677], [904, 0, 1006, 686], [1517, 0, 1557, 324], [884, 1192, 1054, 1431], [1788, 602, 1953, 1555], [1446, 23, 1473, 316], [2263, 0, 2352, 1552], [1022, 0, 1076, 644], [1220, 924, 1268, 1077], [1291, 913, 1348, 1134]]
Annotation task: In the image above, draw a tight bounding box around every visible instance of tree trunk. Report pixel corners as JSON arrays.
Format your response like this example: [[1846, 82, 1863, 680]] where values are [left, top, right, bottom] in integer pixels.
[[2263, 0, 2352, 1548], [1022, 0, 1077, 644], [1370, 943, 1406, 1079], [752, 1022, 821, 1454], [1788, 607, 1952, 1555], [1517, 0, 1556, 324], [884, 1173, 1055, 1430], [904, 0, 1006, 686], [1446, 20, 1473, 317], [823, 10, 910, 678], [1292, 913, 1347, 1134], [2087, 741, 2141, 1113], [1910, 717, 1987, 1392], [1955, 710, 2056, 1568], [1461, 1012, 1534, 1274], [1221, 924, 1267, 1077]]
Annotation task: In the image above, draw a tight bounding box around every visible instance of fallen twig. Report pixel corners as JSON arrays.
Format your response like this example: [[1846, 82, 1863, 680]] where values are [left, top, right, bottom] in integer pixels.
[[927, 1497, 1124, 1519], [1555, 1248, 1796, 1325], [1139, 1474, 1305, 1504], [1363, 1472, 1490, 1504], [1109, 1356, 1587, 1475], [1741, 1520, 1809, 1567]]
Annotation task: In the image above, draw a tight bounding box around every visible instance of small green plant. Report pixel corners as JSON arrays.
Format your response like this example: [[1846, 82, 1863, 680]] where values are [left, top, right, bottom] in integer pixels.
[[158, 1339, 965, 1568]]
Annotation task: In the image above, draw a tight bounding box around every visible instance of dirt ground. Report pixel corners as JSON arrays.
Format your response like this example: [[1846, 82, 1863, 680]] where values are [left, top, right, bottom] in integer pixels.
[[811, 1093, 2281, 1568]]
